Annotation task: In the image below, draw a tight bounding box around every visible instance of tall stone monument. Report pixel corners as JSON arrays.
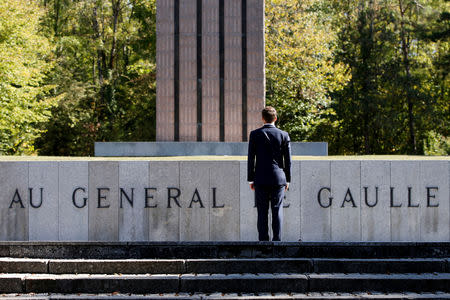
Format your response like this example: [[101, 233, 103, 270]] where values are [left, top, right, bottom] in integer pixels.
[[156, 0, 265, 142]]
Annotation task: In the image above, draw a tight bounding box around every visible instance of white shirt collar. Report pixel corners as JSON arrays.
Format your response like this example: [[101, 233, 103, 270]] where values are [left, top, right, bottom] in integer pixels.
[[264, 122, 275, 126]]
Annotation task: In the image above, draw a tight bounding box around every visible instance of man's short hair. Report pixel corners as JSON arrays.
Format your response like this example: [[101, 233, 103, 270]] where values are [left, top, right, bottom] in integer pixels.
[[262, 106, 277, 123]]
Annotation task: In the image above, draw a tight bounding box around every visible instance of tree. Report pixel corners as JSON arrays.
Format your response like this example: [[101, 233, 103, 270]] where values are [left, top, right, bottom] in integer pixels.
[[36, 0, 157, 155], [0, 0, 54, 154], [265, 0, 350, 142]]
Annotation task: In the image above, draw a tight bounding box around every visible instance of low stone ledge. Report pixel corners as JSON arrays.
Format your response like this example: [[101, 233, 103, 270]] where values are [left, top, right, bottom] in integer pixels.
[[94, 142, 328, 157], [48, 259, 185, 274], [24, 274, 180, 294], [179, 273, 309, 293]]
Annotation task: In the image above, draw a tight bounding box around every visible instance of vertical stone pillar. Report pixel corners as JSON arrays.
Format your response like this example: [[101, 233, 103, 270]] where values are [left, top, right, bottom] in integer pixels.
[[179, 0, 198, 141], [246, 0, 265, 137], [202, 0, 220, 141], [156, 0, 175, 141], [224, 0, 242, 141], [156, 0, 264, 141]]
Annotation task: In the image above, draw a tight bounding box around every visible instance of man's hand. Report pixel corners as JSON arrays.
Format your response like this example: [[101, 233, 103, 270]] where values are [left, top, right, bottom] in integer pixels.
[[285, 183, 289, 191], [250, 183, 255, 191]]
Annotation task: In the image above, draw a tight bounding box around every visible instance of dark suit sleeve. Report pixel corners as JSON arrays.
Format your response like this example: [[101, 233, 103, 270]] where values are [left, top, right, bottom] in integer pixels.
[[282, 133, 292, 182], [247, 131, 256, 182]]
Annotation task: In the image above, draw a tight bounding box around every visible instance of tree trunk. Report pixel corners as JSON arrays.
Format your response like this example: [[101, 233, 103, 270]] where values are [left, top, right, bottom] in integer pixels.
[[109, 0, 120, 70], [398, 0, 417, 154]]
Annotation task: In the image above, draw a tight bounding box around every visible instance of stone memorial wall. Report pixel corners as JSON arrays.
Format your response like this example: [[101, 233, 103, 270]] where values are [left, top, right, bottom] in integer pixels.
[[0, 159, 448, 242]]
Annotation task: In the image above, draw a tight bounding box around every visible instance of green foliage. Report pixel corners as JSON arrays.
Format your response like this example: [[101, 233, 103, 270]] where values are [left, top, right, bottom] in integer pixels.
[[0, 0, 55, 154], [424, 131, 450, 155], [0, 0, 447, 155], [265, 0, 350, 141], [36, 0, 156, 155]]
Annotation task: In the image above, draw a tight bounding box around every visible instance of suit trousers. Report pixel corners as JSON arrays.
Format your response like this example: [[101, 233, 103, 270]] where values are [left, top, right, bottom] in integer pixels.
[[254, 184, 285, 241]]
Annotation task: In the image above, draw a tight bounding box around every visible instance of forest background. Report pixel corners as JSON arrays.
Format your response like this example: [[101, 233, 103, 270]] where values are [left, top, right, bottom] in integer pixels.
[[0, 0, 448, 156]]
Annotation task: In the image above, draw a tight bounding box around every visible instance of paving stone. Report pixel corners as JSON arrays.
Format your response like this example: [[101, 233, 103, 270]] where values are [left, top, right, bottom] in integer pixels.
[[312, 258, 448, 274], [308, 273, 450, 293], [0, 274, 25, 292], [180, 273, 308, 293], [48, 259, 184, 274], [24, 274, 180, 294], [0, 258, 48, 273], [185, 258, 312, 274]]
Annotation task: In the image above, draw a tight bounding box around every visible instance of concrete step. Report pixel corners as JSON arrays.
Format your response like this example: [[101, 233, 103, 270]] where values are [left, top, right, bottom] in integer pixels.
[[1, 258, 448, 275], [2, 292, 450, 299], [1, 273, 450, 294], [1, 242, 449, 259]]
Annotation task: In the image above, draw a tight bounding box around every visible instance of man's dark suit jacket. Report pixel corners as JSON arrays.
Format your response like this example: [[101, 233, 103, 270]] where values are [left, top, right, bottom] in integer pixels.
[[247, 124, 291, 186]]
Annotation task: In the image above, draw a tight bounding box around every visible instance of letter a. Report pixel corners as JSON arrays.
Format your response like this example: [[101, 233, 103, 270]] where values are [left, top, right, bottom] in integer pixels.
[[189, 188, 205, 208], [9, 189, 25, 208], [341, 188, 357, 208]]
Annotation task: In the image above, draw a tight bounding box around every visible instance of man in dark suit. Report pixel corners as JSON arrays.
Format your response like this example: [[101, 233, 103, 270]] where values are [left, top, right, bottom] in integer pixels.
[[247, 106, 291, 241]]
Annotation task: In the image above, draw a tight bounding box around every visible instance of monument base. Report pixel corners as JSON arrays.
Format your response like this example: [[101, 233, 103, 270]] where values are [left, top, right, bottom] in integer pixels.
[[94, 142, 328, 157]]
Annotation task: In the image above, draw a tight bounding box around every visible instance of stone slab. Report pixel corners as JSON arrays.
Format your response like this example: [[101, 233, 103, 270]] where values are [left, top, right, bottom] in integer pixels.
[[0, 258, 48, 273], [28, 162, 59, 241], [420, 161, 449, 241], [312, 258, 448, 274], [180, 273, 309, 293], [118, 161, 149, 241], [300, 161, 331, 241], [283, 161, 301, 241], [209, 162, 240, 241], [0, 162, 28, 241], [185, 258, 312, 274], [308, 273, 450, 292], [148, 161, 180, 241], [94, 142, 328, 156], [239, 161, 257, 241], [360, 161, 391, 241], [48, 259, 184, 274], [0, 274, 25, 293], [331, 161, 361, 241], [24, 274, 180, 294], [88, 162, 119, 241], [58, 161, 89, 241], [180, 162, 210, 241], [390, 161, 421, 241]]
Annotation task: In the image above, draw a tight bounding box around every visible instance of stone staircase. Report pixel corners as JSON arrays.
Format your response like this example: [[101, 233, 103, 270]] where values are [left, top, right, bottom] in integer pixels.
[[0, 242, 449, 299]]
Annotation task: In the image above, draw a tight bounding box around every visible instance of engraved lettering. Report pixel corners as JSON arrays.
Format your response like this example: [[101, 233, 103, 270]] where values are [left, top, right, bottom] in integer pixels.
[[9, 189, 25, 208], [318, 187, 332, 208], [145, 188, 157, 208], [72, 187, 88, 208], [97, 188, 110, 208], [167, 187, 181, 208], [29, 187, 43, 208], [120, 188, 134, 208], [426, 187, 439, 207]]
